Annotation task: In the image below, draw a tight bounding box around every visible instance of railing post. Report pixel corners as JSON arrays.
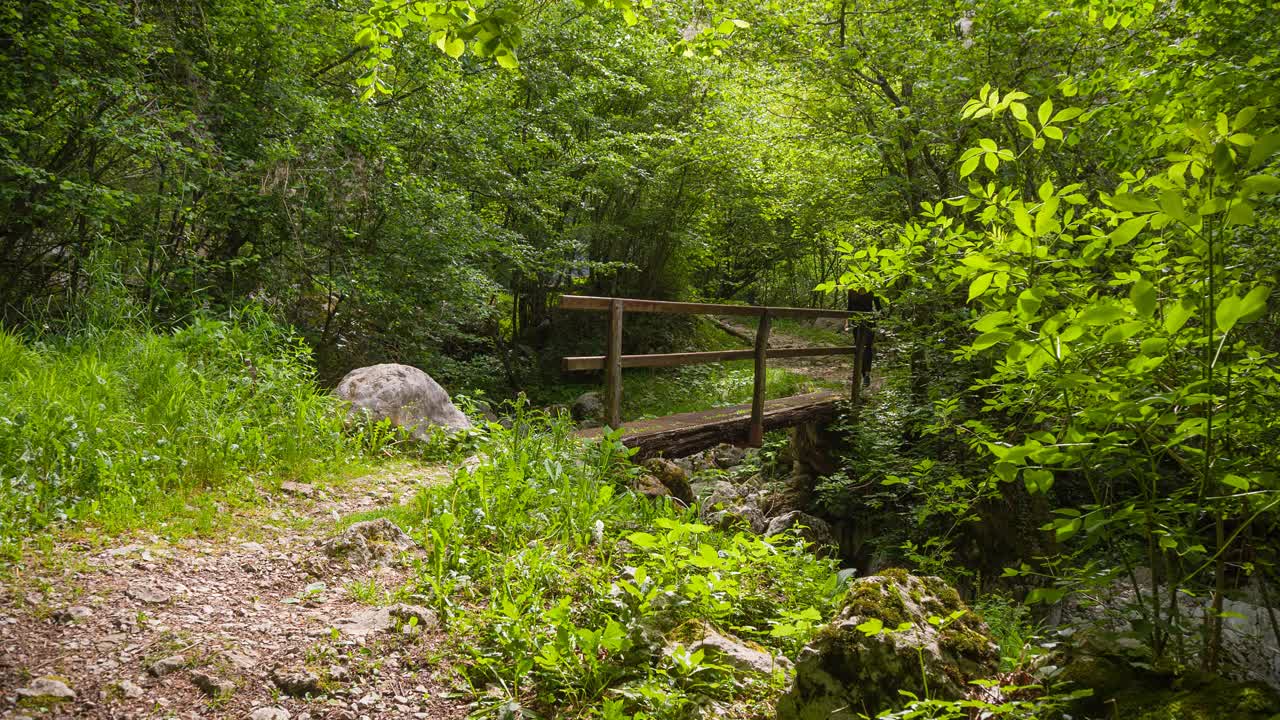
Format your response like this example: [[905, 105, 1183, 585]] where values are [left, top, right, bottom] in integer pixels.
[[605, 298, 624, 428], [851, 325, 866, 404], [749, 310, 771, 446]]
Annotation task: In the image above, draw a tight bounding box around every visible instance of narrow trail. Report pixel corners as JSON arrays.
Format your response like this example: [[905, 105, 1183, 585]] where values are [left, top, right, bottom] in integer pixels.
[[1, 465, 467, 720], [711, 316, 861, 388]]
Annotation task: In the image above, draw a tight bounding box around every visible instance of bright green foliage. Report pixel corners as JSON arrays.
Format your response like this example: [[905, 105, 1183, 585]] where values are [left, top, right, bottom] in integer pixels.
[[0, 306, 380, 555], [396, 402, 841, 716], [839, 86, 1280, 663]]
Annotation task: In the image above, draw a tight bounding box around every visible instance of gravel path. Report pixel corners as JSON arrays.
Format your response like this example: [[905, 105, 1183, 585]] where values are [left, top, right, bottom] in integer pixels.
[[0, 465, 468, 720]]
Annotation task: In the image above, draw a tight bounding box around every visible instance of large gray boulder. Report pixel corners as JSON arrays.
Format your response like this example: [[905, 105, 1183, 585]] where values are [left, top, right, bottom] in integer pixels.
[[776, 571, 998, 719], [336, 363, 470, 438]]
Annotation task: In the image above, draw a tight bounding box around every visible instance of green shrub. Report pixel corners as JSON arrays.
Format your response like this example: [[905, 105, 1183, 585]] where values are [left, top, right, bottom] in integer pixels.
[[0, 308, 370, 553], [397, 401, 843, 717]]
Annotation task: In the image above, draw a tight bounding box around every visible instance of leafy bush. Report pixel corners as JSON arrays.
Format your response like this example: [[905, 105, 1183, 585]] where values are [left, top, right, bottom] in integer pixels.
[[394, 401, 842, 717], [0, 308, 372, 553]]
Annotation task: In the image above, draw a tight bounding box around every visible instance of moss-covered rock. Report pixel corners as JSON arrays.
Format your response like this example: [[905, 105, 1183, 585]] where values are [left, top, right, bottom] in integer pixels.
[[1055, 653, 1280, 720], [776, 572, 998, 720]]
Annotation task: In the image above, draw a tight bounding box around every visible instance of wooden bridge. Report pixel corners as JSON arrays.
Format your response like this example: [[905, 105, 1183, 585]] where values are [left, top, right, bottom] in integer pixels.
[[560, 295, 872, 459]]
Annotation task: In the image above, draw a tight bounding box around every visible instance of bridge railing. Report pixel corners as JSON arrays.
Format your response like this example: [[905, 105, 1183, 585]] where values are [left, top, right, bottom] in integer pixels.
[[559, 294, 872, 446]]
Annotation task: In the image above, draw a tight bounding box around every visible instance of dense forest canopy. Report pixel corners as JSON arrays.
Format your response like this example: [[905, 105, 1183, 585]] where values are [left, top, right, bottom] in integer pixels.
[[2, 0, 1280, 718]]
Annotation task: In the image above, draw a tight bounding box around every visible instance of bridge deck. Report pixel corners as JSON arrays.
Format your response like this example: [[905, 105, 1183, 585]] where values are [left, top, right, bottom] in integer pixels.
[[576, 390, 844, 459]]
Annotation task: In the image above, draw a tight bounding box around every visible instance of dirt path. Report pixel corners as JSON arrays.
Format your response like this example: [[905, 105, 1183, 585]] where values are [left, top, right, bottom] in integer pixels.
[[0, 465, 468, 720], [712, 317, 860, 387]]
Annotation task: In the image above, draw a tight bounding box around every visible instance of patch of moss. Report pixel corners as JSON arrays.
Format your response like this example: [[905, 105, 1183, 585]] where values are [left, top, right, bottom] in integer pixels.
[[1058, 655, 1280, 720], [843, 579, 910, 628]]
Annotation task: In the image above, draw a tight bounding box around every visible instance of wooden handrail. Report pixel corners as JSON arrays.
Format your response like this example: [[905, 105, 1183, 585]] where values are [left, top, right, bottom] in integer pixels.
[[558, 293, 870, 445], [559, 294, 855, 320], [562, 345, 858, 371]]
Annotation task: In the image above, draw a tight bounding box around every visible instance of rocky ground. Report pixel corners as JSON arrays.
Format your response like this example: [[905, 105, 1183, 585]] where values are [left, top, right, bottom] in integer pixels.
[[0, 465, 469, 720]]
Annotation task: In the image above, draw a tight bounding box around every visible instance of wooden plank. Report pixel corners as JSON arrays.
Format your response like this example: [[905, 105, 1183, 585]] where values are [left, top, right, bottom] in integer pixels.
[[749, 311, 771, 446], [559, 294, 857, 320], [851, 328, 865, 404], [562, 345, 858, 372], [605, 299, 623, 428], [576, 391, 842, 460]]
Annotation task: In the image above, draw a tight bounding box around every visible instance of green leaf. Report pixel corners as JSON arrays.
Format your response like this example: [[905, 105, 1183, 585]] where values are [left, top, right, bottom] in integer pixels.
[[1239, 285, 1270, 323], [1038, 98, 1053, 127], [1221, 474, 1250, 491], [1164, 299, 1197, 333], [856, 617, 884, 635], [495, 48, 519, 69], [1110, 215, 1148, 246], [1024, 469, 1054, 494], [960, 155, 980, 178], [1053, 107, 1084, 123], [972, 330, 1012, 350], [1247, 133, 1280, 167], [1241, 175, 1280, 195], [1102, 321, 1143, 343], [968, 272, 995, 302], [442, 35, 465, 58], [1111, 193, 1158, 212], [1215, 294, 1244, 334], [1014, 204, 1034, 235], [717, 19, 736, 34], [1017, 288, 1043, 318], [1080, 303, 1126, 325], [1130, 279, 1157, 317], [1035, 197, 1060, 235]]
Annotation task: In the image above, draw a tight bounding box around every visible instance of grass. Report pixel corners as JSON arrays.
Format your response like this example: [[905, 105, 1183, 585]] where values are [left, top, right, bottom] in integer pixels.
[[391, 402, 843, 717], [0, 307, 391, 559]]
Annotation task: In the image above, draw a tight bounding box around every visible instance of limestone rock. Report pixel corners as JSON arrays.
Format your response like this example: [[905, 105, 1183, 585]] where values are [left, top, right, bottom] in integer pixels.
[[709, 503, 768, 535], [192, 671, 235, 698], [642, 458, 693, 504], [571, 392, 604, 426], [250, 709, 292, 720], [765, 510, 836, 550], [272, 666, 323, 697], [117, 679, 144, 699], [16, 677, 75, 702], [667, 620, 789, 677], [631, 474, 671, 499], [335, 363, 471, 439], [52, 605, 93, 624], [321, 518, 417, 566], [148, 654, 186, 677], [279, 481, 315, 497], [776, 571, 998, 719], [126, 584, 172, 604]]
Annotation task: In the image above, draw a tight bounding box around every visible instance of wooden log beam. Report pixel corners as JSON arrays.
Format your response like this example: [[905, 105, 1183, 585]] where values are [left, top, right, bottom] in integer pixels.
[[625, 395, 841, 459], [575, 391, 844, 460], [559, 294, 858, 320], [562, 345, 858, 372]]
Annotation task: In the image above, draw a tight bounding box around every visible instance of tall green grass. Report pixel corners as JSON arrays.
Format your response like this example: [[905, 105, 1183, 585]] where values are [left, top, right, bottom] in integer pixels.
[[0, 308, 368, 554]]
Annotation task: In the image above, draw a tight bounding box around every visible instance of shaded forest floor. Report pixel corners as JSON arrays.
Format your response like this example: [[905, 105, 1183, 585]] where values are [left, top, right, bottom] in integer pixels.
[[1, 464, 467, 720]]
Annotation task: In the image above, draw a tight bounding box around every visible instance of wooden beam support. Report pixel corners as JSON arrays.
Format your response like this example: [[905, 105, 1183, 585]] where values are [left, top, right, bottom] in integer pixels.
[[559, 294, 858, 320], [562, 345, 858, 372], [604, 299, 624, 428], [749, 311, 772, 446], [576, 392, 843, 460]]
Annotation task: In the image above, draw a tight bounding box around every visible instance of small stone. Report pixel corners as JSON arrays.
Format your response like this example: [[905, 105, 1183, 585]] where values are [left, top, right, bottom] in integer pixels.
[[389, 604, 438, 631], [250, 709, 292, 720], [118, 679, 144, 699], [16, 677, 75, 701], [221, 650, 257, 672], [272, 667, 323, 697], [127, 585, 171, 604], [192, 671, 235, 698], [53, 605, 93, 624], [279, 481, 315, 497], [148, 654, 186, 676]]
